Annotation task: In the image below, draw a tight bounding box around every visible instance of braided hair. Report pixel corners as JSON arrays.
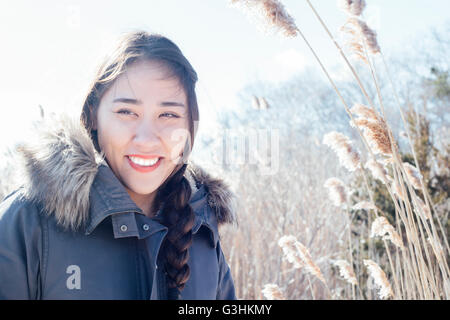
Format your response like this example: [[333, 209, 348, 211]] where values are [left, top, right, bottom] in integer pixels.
[[153, 163, 196, 299], [80, 31, 200, 299]]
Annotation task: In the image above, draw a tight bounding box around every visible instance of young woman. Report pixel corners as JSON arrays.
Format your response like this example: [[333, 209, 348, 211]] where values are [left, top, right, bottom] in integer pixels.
[[0, 31, 237, 300]]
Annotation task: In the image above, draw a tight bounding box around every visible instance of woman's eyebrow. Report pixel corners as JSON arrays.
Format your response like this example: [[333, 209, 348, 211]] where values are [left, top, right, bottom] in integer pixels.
[[160, 101, 185, 108], [112, 97, 185, 107], [113, 97, 142, 105]]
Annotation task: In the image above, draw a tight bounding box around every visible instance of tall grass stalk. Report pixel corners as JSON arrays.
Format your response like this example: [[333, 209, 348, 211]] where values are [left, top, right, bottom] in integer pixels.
[[230, 0, 449, 299], [360, 25, 450, 284], [379, 51, 450, 258], [305, 0, 449, 299], [343, 206, 356, 299], [359, 32, 448, 298]]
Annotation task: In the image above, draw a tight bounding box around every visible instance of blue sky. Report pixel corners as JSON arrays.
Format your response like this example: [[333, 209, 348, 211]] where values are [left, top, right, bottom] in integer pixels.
[[0, 0, 449, 151]]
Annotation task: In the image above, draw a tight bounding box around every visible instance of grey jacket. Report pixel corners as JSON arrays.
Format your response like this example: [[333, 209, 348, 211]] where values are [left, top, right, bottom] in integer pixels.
[[0, 114, 238, 300]]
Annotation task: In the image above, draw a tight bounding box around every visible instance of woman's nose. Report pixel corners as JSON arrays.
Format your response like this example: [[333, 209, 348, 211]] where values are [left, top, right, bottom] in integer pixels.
[[133, 121, 160, 147]]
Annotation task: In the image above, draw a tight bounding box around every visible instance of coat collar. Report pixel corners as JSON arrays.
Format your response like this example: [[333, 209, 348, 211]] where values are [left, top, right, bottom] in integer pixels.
[[86, 162, 221, 246], [13, 113, 237, 241]]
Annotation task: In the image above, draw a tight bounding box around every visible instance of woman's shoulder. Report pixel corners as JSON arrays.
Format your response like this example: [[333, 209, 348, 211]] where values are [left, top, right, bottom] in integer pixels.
[[0, 188, 47, 299], [0, 187, 44, 235]]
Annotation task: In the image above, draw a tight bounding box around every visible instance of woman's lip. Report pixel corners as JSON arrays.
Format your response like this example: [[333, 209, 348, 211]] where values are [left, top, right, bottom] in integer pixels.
[[126, 156, 162, 173], [127, 154, 164, 159]]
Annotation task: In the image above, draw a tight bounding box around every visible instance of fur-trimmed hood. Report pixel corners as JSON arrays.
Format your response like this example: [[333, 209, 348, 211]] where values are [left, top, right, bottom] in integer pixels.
[[11, 113, 237, 232]]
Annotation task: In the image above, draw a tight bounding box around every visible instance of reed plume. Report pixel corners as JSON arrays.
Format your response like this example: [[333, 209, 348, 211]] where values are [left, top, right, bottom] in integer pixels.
[[340, 20, 367, 62], [402, 162, 423, 190], [323, 131, 361, 172], [352, 200, 376, 211], [337, 0, 366, 16], [349, 102, 395, 156], [371, 216, 405, 249], [363, 259, 394, 299], [252, 95, 260, 109], [278, 235, 304, 269], [333, 259, 358, 285], [278, 235, 326, 284], [230, 0, 299, 37], [350, 103, 379, 121], [341, 17, 381, 55], [351, 118, 394, 156], [262, 283, 286, 300], [324, 178, 348, 207], [364, 159, 392, 184]]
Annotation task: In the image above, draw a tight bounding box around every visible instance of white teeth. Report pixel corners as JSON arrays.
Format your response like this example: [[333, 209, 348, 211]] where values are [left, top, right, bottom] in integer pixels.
[[129, 156, 159, 167]]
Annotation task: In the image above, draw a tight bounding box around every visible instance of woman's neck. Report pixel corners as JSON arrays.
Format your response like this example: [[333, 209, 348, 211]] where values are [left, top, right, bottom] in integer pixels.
[[125, 188, 157, 218]]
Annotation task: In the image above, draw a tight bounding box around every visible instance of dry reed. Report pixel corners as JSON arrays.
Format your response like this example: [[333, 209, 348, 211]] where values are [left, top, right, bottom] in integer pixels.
[[323, 131, 361, 172], [351, 118, 394, 156], [230, 0, 449, 300], [262, 283, 286, 300], [324, 178, 348, 207], [364, 259, 394, 299], [278, 235, 326, 284], [229, 0, 299, 37], [364, 158, 392, 184], [352, 200, 376, 211], [402, 162, 423, 190], [333, 259, 358, 286], [370, 216, 405, 249], [337, 0, 366, 17]]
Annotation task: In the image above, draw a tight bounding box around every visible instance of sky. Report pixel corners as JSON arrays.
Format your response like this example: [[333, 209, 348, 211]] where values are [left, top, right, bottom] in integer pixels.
[[0, 0, 449, 153]]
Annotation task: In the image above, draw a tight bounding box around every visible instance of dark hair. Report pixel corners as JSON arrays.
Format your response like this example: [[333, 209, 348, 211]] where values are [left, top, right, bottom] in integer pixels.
[[80, 31, 199, 299]]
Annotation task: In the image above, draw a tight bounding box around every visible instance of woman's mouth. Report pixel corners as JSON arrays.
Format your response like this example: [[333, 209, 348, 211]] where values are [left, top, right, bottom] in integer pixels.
[[126, 155, 163, 173]]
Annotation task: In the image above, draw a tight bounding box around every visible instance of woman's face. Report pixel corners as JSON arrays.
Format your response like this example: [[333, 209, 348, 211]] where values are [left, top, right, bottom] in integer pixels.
[[95, 59, 190, 210]]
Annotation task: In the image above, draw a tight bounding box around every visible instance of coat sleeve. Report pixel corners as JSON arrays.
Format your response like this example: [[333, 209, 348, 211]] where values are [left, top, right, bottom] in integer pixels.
[[215, 239, 237, 300], [0, 190, 44, 300]]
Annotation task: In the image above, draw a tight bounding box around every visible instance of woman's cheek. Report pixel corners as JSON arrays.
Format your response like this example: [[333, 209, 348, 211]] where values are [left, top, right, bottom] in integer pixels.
[[161, 126, 190, 161], [100, 120, 129, 151]]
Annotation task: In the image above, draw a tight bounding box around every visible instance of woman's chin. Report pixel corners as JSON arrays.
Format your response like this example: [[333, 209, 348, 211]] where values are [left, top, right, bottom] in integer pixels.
[[126, 184, 159, 196]]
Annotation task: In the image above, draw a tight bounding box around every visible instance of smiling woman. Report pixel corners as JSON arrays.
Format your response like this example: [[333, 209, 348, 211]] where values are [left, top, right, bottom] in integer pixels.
[[0, 31, 237, 300], [93, 59, 190, 218]]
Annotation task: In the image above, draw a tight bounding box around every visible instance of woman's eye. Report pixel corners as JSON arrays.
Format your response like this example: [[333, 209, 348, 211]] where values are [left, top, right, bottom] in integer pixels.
[[116, 110, 179, 118], [117, 109, 135, 116], [160, 112, 179, 118]]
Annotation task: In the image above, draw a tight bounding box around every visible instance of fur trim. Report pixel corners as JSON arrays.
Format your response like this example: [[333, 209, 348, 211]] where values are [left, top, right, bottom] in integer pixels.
[[186, 164, 238, 225], [13, 113, 237, 231]]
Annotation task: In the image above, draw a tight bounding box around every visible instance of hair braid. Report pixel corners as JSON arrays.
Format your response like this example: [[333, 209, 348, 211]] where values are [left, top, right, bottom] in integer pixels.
[[157, 163, 196, 299]]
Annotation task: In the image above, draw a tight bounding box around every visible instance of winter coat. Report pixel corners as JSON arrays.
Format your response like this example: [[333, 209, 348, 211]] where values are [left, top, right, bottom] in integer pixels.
[[0, 114, 238, 300]]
